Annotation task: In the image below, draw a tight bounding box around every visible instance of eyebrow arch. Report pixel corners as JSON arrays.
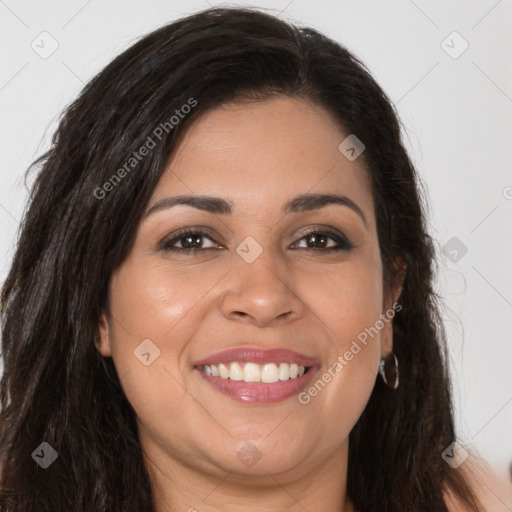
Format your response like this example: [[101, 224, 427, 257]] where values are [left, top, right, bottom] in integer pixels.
[[144, 193, 368, 229]]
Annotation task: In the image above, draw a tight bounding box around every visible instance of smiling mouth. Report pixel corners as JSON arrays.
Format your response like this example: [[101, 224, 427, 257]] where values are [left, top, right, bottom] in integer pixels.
[[192, 346, 320, 403], [197, 361, 313, 383], [194, 362, 319, 404]]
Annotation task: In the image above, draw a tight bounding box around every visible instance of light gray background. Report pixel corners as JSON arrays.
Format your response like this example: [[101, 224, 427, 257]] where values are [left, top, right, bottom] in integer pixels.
[[1, 0, 511, 481]]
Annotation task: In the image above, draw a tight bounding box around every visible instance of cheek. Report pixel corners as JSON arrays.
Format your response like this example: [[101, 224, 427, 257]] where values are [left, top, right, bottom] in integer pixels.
[[301, 252, 383, 345], [108, 257, 220, 352], [297, 255, 383, 418], [104, 260, 193, 395], [105, 261, 205, 441], [109, 262, 188, 331], [119, 366, 192, 429]]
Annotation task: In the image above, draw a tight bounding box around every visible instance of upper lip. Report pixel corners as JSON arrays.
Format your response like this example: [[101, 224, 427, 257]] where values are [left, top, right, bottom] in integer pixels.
[[192, 347, 319, 367]]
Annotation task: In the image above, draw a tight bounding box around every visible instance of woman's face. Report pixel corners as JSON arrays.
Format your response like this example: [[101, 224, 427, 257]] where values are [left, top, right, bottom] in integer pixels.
[[97, 96, 402, 483]]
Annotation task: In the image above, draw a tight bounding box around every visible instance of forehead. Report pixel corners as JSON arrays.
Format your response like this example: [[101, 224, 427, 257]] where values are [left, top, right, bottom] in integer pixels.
[[151, 96, 374, 222]]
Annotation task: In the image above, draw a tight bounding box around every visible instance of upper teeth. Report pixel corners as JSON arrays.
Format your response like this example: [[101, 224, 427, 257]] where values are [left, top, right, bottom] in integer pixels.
[[203, 362, 306, 383]]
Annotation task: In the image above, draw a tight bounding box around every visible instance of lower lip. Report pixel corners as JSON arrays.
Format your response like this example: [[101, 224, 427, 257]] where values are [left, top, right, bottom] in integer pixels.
[[195, 366, 320, 404]]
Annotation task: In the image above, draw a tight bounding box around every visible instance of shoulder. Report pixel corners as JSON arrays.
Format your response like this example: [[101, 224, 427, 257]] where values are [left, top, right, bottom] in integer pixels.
[[443, 455, 512, 512]]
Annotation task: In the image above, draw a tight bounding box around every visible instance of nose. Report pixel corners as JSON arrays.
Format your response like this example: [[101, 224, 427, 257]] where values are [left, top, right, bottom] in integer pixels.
[[220, 244, 307, 327]]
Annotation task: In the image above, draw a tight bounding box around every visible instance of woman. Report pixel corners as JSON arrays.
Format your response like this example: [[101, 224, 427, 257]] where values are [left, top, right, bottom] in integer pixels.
[[0, 6, 504, 511]]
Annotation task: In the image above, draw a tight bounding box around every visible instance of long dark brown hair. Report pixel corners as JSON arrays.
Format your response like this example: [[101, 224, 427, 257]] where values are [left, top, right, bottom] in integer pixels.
[[0, 6, 482, 511]]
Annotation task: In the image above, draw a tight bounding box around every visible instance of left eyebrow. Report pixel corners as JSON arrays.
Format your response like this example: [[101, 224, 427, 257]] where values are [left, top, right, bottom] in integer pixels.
[[284, 193, 367, 229], [143, 192, 368, 229]]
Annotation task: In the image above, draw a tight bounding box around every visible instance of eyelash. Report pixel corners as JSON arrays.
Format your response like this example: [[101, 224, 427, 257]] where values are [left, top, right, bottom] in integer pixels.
[[160, 227, 354, 254]]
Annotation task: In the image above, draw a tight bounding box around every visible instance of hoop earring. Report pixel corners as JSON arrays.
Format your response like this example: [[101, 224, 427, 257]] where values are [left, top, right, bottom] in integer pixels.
[[379, 352, 399, 389]]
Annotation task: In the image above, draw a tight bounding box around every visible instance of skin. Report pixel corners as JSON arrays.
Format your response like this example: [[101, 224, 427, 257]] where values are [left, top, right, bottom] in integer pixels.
[[96, 96, 405, 512]]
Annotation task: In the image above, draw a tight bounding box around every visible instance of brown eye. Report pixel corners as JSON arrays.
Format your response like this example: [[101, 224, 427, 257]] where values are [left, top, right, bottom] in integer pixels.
[[161, 230, 220, 252], [292, 230, 353, 251]]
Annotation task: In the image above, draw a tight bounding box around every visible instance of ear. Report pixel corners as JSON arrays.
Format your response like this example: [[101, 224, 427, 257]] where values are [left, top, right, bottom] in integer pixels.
[[384, 256, 406, 308], [95, 311, 113, 357], [380, 256, 407, 356]]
